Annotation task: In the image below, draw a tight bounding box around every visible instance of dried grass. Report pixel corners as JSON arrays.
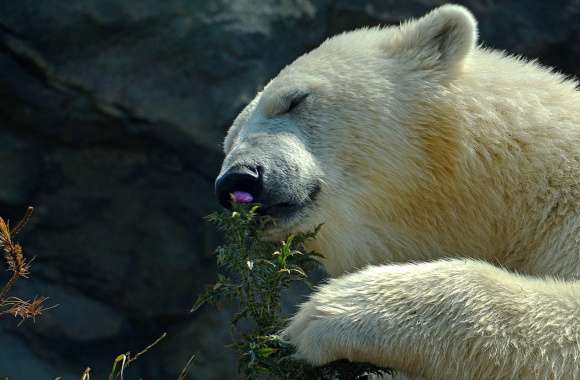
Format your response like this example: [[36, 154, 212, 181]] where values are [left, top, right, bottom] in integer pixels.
[[0, 207, 53, 324]]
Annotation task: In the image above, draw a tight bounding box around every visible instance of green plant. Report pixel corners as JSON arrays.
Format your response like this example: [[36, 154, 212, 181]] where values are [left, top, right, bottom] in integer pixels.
[[193, 204, 392, 379]]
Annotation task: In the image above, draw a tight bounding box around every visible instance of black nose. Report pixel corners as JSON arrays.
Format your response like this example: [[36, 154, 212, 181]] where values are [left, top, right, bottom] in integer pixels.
[[215, 165, 261, 209]]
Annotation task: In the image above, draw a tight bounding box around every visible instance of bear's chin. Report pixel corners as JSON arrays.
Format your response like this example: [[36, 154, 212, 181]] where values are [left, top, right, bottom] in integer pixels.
[[257, 206, 315, 242]]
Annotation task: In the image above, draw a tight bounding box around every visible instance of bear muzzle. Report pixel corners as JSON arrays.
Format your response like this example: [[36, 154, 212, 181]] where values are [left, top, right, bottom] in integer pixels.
[[214, 164, 321, 220]]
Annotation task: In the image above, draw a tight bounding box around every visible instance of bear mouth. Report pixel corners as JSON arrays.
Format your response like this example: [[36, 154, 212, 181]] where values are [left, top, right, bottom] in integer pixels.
[[258, 184, 321, 224], [258, 202, 304, 217]]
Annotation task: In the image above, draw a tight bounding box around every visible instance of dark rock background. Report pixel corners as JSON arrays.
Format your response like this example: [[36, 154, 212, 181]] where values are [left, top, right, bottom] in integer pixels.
[[0, 1, 578, 378]]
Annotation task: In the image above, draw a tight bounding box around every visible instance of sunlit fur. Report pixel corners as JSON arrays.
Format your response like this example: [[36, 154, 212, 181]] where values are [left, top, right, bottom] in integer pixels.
[[222, 4, 580, 379]]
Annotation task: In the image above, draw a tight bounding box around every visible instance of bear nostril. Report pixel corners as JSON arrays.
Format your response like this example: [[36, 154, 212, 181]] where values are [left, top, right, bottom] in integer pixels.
[[215, 165, 261, 209]]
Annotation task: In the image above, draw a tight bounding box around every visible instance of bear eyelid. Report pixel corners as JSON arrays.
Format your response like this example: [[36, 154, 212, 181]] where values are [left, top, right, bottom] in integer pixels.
[[279, 92, 309, 115]]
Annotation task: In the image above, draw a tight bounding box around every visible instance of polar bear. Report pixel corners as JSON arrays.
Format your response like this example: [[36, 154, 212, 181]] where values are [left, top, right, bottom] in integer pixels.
[[214, 4, 580, 379]]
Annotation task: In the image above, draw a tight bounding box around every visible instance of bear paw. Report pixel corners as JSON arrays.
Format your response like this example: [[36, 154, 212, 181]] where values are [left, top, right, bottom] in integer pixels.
[[283, 296, 347, 366]]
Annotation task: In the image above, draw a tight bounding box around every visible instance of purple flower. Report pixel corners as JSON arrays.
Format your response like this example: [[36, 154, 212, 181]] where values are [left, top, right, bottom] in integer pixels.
[[230, 191, 254, 204]]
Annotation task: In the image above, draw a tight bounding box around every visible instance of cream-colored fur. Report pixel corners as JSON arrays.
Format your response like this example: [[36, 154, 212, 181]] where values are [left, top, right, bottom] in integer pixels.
[[223, 4, 580, 379]]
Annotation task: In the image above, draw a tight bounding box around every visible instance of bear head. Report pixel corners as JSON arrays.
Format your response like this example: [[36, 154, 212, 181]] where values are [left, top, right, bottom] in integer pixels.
[[216, 5, 477, 244]]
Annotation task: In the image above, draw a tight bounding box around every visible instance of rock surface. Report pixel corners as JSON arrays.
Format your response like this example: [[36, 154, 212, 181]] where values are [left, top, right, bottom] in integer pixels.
[[0, 1, 579, 378]]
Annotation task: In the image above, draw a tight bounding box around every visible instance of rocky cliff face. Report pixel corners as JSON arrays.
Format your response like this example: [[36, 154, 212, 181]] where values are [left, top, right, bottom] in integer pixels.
[[0, 1, 578, 378]]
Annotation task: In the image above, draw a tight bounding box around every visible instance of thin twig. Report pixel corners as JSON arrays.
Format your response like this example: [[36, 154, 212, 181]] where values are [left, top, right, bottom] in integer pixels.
[[108, 332, 167, 380], [11, 206, 34, 236], [177, 353, 197, 380], [0, 273, 18, 302], [127, 332, 167, 365], [80, 367, 91, 380]]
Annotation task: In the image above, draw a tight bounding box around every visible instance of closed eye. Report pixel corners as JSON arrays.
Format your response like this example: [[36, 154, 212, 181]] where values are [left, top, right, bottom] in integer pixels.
[[282, 92, 309, 115]]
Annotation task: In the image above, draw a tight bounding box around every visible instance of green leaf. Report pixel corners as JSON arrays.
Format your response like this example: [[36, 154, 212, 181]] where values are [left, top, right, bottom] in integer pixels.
[[256, 347, 278, 358]]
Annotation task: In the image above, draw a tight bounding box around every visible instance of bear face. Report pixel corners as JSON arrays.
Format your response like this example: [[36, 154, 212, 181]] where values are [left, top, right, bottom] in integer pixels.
[[217, 5, 478, 244]]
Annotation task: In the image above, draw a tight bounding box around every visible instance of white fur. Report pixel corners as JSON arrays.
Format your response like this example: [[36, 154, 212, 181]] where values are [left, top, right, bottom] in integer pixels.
[[224, 4, 580, 379], [286, 260, 580, 379]]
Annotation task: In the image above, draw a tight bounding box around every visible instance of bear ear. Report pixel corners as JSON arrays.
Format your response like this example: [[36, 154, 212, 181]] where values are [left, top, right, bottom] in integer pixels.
[[393, 5, 478, 73]]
